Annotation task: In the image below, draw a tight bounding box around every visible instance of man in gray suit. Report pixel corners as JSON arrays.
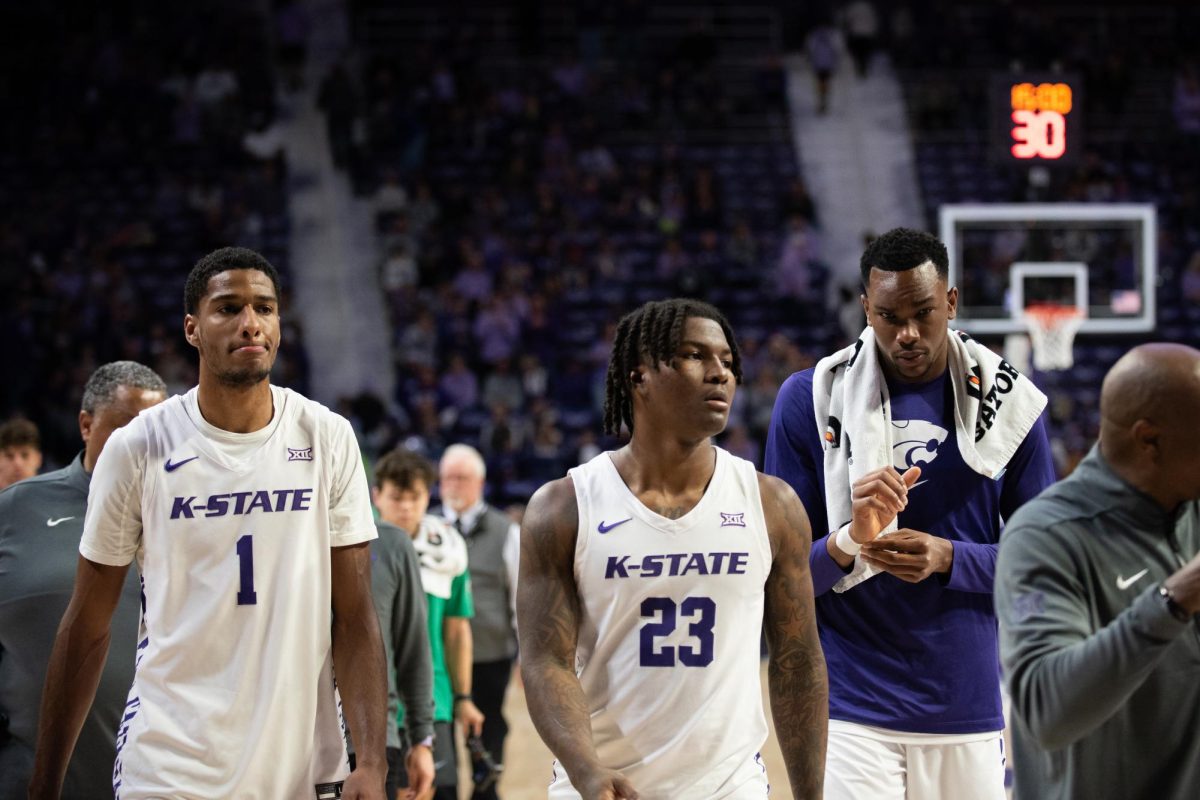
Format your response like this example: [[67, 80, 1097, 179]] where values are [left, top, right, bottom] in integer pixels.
[[437, 444, 519, 800]]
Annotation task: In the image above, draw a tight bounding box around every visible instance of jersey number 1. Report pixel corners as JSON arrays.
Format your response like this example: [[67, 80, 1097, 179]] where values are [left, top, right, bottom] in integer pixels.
[[639, 596, 715, 667], [236, 534, 257, 605]]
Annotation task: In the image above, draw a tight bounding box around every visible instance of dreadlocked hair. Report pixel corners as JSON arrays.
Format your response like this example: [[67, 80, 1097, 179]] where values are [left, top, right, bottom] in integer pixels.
[[602, 298, 743, 436]]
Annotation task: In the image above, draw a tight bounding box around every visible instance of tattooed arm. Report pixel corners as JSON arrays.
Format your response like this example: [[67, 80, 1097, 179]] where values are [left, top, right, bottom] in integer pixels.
[[517, 478, 639, 800], [760, 473, 828, 799]]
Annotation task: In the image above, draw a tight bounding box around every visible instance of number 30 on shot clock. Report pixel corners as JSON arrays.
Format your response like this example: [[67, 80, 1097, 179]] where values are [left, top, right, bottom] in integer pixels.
[[992, 73, 1081, 165]]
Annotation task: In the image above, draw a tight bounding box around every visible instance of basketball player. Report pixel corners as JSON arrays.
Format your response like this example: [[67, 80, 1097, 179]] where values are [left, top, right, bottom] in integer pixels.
[[0, 361, 166, 799], [29, 247, 388, 799], [518, 299, 828, 799], [765, 228, 1056, 799], [996, 343, 1200, 799]]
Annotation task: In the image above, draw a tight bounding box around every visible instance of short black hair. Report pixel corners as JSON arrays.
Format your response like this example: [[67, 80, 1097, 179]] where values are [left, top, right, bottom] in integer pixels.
[[81, 361, 168, 414], [603, 298, 742, 436], [859, 227, 949, 288], [184, 247, 282, 315], [374, 448, 436, 492], [0, 418, 39, 450]]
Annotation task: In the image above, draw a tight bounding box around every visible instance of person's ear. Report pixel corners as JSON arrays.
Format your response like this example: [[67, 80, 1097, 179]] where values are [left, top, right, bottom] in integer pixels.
[[184, 314, 200, 348], [1130, 419, 1161, 461]]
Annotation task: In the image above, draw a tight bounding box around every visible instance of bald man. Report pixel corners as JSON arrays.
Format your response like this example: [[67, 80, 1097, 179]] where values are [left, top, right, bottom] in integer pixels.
[[995, 343, 1200, 800]]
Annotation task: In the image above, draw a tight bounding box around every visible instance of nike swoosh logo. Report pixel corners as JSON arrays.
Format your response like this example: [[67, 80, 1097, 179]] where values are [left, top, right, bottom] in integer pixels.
[[1116, 569, 1149, 590], [46, 516, 76, 527], [597, 518, 632, 534], [164, 456, 199, 473]]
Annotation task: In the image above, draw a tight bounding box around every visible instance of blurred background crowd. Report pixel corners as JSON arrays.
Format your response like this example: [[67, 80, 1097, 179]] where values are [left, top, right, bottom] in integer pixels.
[[3, 0, 1199, 503]]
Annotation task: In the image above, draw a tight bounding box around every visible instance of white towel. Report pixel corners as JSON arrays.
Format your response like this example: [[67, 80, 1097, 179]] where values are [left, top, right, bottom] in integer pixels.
[[813, 327, 1047, 592], [412, 514, 469, 599]]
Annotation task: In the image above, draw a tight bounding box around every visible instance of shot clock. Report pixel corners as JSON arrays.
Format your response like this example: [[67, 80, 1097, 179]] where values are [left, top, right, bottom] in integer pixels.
[[991, 73, 1082, 164]]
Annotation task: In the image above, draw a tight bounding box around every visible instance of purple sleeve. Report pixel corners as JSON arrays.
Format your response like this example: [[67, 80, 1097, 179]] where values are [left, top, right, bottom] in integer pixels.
[[999, 413, 1057, 520], [764, 370, 849, 596], [945, 540, 998, 593], [946, 412, 1057, 594]]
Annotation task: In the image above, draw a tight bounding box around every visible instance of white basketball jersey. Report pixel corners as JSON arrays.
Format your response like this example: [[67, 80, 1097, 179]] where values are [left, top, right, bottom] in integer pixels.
[[549, 448, 773, 799], [80, 385, 377, 799]]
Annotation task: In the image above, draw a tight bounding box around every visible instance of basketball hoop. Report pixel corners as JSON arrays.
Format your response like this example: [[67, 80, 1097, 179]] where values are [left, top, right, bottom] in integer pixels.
[[1024, 304, 1085, 370]]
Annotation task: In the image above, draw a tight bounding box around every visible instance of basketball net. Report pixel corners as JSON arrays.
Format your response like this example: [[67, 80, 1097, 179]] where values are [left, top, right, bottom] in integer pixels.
[[1024, 304, 1085, 371]]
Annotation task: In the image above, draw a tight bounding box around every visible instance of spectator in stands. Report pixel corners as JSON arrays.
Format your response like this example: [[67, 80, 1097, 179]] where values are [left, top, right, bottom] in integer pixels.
[[436, 444, 521, 800], [842, 0, 880, 77], [318, 60, 358, 169], [474, 298, 522, 366], [0, 419, 42, 490], [274, 0, 310, 90], [441, 354, 480, 411], [1174, 62, 1200, 136], [780, 177, 817, 224], [518, 354, 549, 401], [453, 246, 494, 304], [807, 19, 841, 114], [725, 218, 761, 268], [381, 243, 419, 299], [482, 359, 525, 413], [655, 237, 691, 282], [480, 404, 530, 459], [777, 215, 820, 304], [398, 310, 440, 372], [374, 169, 410, 213]]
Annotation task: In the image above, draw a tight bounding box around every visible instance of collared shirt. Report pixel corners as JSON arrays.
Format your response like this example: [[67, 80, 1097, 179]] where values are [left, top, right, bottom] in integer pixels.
[[442, 499, 520, 620]]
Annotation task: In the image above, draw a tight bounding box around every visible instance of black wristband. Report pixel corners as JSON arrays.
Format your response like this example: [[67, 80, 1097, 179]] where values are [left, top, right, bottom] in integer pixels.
[[454, 693, 473, 703], [1159, 584, 1191, 623]]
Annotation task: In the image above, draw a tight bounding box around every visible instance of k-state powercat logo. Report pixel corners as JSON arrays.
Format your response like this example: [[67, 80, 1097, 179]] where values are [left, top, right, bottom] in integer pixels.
[[891, 419, 948, 471]]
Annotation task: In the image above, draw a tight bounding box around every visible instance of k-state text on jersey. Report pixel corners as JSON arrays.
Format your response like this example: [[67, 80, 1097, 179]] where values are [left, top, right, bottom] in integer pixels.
[[605, 551, 750, 579], [170, 488, 314, 519]]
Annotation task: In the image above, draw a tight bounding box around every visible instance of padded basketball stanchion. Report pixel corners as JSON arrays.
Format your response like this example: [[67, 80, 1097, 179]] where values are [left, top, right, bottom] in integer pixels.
[[1024, 304, 1085, 370]]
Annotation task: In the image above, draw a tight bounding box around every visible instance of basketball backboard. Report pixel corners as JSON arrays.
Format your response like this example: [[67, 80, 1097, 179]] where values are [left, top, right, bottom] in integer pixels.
[[939, 203, 1157, 335]]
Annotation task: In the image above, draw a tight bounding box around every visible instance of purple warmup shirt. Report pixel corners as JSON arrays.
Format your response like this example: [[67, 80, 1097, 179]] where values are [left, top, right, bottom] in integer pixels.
[[765, 367, 1055, 734]]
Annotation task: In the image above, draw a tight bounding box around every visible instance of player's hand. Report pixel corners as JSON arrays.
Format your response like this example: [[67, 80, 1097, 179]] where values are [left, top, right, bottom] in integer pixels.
[[341, 761, 387, 800], [859, 528, 953, 582], [849, 466, 921, 544], [455, 698, 485, 737], [577, 767, 639, 800], [402, 743, 434, 799]]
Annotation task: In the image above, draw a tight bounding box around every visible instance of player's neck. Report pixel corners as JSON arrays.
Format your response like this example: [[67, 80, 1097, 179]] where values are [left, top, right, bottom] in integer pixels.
[[196, 375, 274, 433], [620, 434, 716, 495]]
